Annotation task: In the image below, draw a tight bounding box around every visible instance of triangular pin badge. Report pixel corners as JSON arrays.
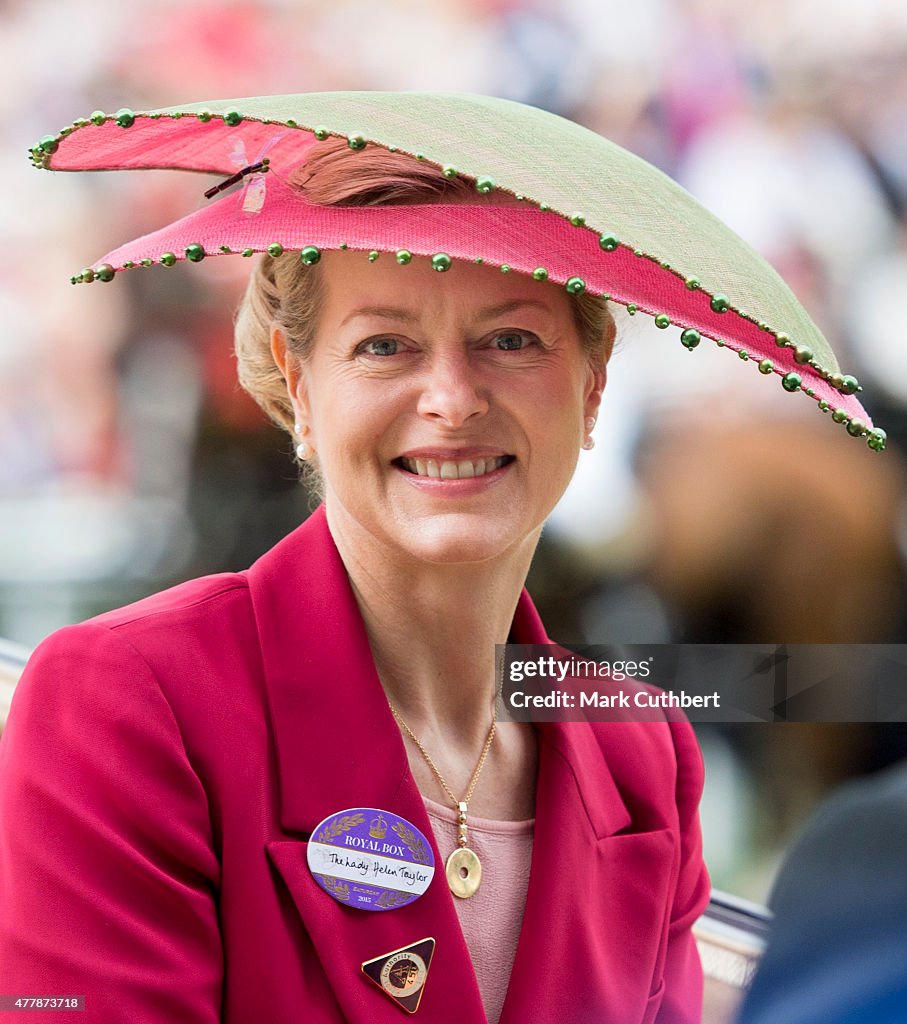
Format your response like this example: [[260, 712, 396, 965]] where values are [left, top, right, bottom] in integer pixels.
[[361, 937, 436, 1014]]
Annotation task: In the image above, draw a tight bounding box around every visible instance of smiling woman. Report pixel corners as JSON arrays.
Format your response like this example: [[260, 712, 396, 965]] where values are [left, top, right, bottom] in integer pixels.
[[0, 93, 728, 1024]]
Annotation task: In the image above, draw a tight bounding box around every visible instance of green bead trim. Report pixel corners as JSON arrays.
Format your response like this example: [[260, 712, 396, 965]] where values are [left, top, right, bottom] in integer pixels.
[[160, 252, 176, 267], [654, 314, 670, 329], [431, 253, 452, 272], [368, 251, 379, 262], [347, 133, 367, 150], [474, 257, 484, 264], [219, 245, 232, 253], [267, 243, 284, 258], [89, 111, 106, 126], [598, 233, 619, 252], [395, 250, 413, 265], [38, 136, 58, 155], [500, 264, 511, 273], [313, 126, 329, 140], [627, 304, 637, 315], [680, 329, 701, 350], [339, 243, 349, 250], [95, 263, 115, 283], [475, 176, 496, 194], [123, 261, 135, 269], [197, 110, 213, 123], [781, 372, 801, 392], [840, 375, 860, 395], [140, 258, 153, 267], [565, 277, 586, 295], [710, 294, 730, 313], [867, 428, 887, 452], [241, 248, 254, 258], [80, 268, 95, 283], [442, 165, 458, 179], [846, 418, 866, 437], [532, 267, 549, 281], [684, 276, 701, 290], [818, 400, 830, 412], [185, 244, 206, 263], [738, 350, 749, 361], [793, 345, 813, 365], [758, 359, 773, 374], [223, 110, 243, 126], [115, 108, 135, 129], [300, 246, 322, 265], [774, 332, 791, 348], [570, 213, 586, 227], [831, 409, 849, 424]]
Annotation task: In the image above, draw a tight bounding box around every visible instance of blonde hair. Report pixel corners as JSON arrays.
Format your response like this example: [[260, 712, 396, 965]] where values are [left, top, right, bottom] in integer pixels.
[[234, 139, 615, 445]]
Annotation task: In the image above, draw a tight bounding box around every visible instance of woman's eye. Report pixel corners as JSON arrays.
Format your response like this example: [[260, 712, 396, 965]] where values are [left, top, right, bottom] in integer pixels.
[[361, 337, 399, 357], [493, 331, 534, 351]]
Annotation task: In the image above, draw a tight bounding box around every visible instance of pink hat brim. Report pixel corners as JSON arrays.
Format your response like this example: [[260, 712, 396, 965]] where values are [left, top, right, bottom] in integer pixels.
[[93, 173, 869, 423]]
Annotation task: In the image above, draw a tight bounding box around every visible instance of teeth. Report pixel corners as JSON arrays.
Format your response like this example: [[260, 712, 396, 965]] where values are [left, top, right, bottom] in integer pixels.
[[400, 456, 507, 479]]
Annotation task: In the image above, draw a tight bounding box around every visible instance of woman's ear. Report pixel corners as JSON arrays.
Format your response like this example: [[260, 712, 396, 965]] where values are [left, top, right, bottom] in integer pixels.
[[584, 363, 606, 421], [271, 325, 310, 422]]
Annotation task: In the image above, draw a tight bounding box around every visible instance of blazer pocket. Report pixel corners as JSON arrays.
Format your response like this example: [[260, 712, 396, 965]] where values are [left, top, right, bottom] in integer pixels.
[[641, 978, 665, 1024]]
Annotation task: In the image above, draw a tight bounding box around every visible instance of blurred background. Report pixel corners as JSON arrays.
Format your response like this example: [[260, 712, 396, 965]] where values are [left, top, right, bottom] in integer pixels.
[[2, 0, 907, 901]]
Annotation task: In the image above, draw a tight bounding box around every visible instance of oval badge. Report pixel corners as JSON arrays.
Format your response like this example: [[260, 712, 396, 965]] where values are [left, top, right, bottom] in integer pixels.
[[307, 807, 435, 911]]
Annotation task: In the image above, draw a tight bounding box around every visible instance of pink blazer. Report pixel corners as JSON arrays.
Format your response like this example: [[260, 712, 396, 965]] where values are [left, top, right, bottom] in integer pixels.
[[0, 506, 709, 1023]]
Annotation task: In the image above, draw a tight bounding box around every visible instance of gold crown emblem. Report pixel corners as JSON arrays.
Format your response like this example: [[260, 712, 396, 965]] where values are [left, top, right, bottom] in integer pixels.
[[369, 815, 388, 839]]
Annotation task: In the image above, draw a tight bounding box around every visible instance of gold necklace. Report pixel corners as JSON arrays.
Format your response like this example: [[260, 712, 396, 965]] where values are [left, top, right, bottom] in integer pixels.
[[388, 701, 496, 899]]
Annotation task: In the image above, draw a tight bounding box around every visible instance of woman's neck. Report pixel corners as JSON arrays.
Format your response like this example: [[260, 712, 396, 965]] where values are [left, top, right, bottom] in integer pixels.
[[326, 504, 539, 753]]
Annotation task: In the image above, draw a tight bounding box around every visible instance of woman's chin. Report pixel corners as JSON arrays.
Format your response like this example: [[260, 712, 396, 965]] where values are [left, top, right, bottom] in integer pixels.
[[390, 513, 535, 566]]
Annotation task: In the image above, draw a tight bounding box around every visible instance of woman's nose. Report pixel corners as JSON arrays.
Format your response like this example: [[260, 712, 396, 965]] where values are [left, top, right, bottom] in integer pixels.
[[415, 351, 489, 427]]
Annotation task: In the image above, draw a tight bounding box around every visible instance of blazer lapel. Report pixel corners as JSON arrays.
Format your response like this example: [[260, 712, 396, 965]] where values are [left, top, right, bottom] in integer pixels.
[[499, 595, 678, 1024], [247, 507, 486, 1023]]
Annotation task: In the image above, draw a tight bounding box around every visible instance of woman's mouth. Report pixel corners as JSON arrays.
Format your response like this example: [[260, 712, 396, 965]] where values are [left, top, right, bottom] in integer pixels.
[[396, 455, 515, 479]]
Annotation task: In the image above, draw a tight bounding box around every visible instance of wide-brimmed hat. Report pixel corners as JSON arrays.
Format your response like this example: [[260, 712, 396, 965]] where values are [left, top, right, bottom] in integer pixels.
[[30, 91, 883, 449]]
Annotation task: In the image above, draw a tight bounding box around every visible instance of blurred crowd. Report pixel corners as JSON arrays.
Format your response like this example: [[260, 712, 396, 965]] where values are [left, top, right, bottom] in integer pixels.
[[3, 0, 907, 897]]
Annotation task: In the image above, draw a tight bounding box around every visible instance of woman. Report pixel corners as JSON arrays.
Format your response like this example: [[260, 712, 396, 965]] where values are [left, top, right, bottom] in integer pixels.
[[1, 91, 875, 1024]]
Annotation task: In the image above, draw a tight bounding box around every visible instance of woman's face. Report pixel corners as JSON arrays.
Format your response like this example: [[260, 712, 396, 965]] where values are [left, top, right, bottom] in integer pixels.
[[280, 252, 604, 565]]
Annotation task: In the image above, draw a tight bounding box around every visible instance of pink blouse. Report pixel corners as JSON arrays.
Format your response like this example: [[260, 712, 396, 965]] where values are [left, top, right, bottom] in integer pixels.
[[423, 796, 534, 1024]]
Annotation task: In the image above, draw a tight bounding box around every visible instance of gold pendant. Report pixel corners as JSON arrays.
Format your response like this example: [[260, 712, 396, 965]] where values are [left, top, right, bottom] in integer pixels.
[[446, 846, 482, 899]]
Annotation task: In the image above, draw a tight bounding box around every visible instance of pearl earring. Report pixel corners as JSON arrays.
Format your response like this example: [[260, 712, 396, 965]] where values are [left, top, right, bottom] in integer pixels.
[[582, 416, 596, 450], [296, 441, 312, 461]]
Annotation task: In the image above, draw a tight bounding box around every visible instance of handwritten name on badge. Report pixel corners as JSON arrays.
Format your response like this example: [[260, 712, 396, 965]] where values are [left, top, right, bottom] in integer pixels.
[[306, 808, 435, 912]]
